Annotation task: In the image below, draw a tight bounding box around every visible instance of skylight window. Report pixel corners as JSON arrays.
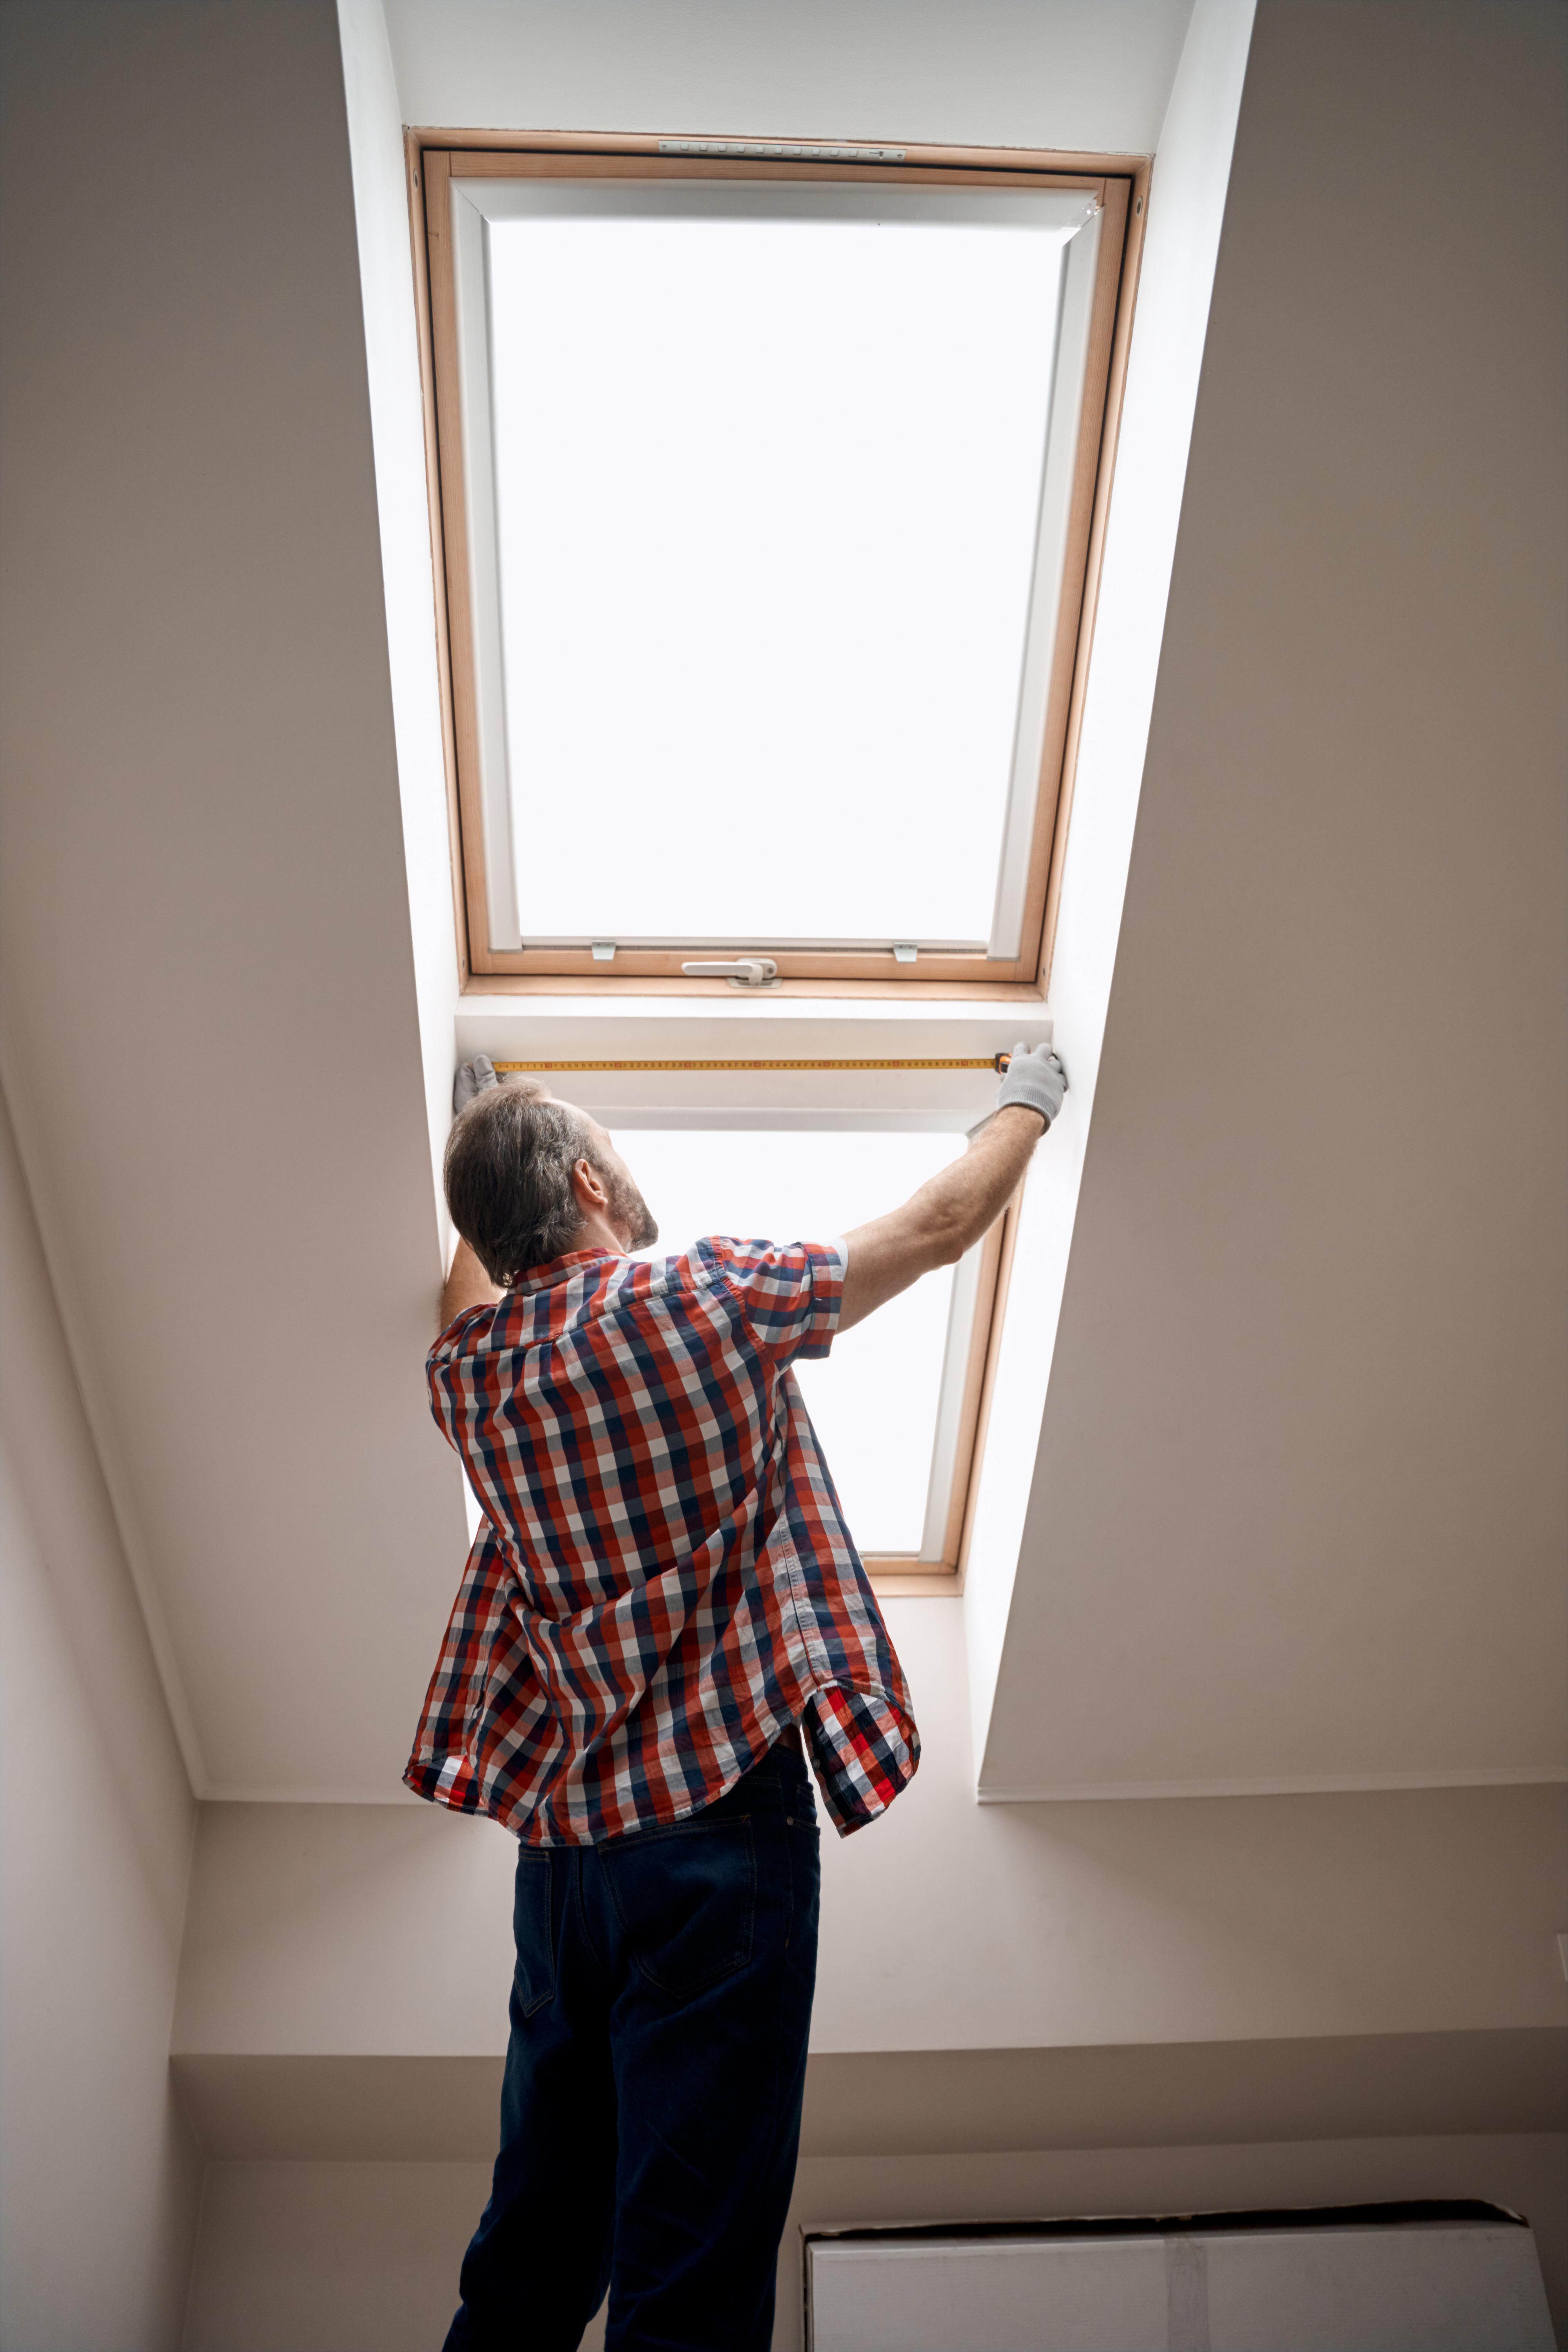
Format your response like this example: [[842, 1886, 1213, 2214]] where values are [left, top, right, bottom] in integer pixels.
[[420, 148, 1137, 988], [483, 199, 1068, 951]]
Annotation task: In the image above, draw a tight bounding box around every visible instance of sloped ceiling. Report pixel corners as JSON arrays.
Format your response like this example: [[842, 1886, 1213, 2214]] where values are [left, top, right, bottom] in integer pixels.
[[982, 0, 1568, 1793], [0, 0, 1561, 1805], [0, 0, 1196, 1800], [0, 0, 462, 1794]]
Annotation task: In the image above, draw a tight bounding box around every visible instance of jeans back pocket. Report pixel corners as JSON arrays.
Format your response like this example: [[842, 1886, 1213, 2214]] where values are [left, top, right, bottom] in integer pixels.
[[599, 1817, 756, 2002]]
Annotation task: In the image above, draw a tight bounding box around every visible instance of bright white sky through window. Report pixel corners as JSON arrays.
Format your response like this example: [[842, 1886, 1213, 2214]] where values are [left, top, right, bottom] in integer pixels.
[[622, 1126, 965, 1552], [486, 209, 1069, 947]]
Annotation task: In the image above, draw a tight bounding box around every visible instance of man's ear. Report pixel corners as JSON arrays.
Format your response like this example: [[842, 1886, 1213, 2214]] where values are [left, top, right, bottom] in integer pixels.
[[570, 1155, 610, 1213]]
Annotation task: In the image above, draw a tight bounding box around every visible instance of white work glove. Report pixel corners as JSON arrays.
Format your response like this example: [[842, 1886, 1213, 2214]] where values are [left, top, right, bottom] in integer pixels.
[[996, 1042, 1068, 1128], [452, 1054, 500, 1116]]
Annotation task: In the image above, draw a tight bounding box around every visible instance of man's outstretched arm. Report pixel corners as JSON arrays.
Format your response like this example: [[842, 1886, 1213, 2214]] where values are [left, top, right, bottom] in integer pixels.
[[838, 1045, 1066, 1332], [436, 1059, 550, 1334]]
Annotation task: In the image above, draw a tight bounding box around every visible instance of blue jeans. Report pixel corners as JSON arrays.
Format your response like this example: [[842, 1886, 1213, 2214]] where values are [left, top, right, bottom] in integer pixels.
[[443, 1739, 820, 2351]]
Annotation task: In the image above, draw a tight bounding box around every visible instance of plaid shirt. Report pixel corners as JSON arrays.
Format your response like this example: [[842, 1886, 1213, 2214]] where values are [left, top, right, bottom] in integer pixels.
[[405, 1237, 919, 1843]]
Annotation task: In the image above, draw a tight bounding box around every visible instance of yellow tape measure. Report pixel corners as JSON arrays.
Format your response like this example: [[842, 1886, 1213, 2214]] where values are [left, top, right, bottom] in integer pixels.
[[492, 1056, 1012, 1074]]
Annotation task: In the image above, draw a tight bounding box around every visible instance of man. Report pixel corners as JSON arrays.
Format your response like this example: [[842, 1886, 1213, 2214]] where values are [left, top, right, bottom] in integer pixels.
[[409, 1044, 1068, 2350]]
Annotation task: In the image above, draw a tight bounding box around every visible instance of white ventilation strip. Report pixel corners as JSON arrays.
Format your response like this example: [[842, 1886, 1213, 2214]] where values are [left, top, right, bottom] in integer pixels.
[[659, 139, 907, 163]]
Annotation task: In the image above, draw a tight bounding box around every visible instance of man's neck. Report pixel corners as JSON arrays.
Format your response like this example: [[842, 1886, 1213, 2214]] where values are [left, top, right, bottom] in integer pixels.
[[566, 1209, 629, 1259]]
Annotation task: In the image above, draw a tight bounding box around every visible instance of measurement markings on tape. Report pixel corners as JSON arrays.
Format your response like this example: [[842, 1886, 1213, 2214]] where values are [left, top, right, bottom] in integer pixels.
[[491, 1056, 1012, 1074]]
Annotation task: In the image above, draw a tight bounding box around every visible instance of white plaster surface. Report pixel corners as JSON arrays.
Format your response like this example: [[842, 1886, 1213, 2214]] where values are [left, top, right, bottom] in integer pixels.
[[381, 0, 1194, 155], [338, 0, 466, 1240]]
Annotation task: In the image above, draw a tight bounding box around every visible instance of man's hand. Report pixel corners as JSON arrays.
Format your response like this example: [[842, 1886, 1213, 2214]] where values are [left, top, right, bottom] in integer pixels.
[[838, 1047, 1067, 1332], [995, 1041, 1067, 1129], [453, 1054, 499, 1115], [452, 1057, 554, 1115]]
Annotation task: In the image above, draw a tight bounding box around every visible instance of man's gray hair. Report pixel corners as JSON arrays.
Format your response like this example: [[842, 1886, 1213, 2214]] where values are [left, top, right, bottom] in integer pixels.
[[443, 1090, 598, 1287]]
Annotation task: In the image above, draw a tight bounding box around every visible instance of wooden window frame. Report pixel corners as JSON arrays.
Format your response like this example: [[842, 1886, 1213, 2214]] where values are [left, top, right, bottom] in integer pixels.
[[407, 131, 1150, 1002], [866, 1186, 1023, 1598]]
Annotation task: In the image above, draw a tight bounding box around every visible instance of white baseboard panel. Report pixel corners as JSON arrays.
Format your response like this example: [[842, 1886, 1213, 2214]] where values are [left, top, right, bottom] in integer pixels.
[[977, 1766, 1568, 1802]]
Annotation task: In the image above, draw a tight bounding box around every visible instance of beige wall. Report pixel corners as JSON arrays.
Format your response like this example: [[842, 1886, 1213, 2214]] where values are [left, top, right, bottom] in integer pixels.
[[181, 2163, 495, 2352], [171, 1604, 1568, 2063], [167, 1589, 1566, 2348], [0, 1093, 202, 2349], [176, 2135, 1567, 2352]]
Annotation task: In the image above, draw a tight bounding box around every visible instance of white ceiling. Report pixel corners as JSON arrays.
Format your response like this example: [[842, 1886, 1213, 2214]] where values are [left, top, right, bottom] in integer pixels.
[[1, 0, 1561, 1804]]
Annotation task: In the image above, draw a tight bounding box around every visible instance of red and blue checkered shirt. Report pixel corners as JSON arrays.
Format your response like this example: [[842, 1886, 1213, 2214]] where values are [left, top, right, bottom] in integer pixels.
[[405, 1236, 919, 1843]]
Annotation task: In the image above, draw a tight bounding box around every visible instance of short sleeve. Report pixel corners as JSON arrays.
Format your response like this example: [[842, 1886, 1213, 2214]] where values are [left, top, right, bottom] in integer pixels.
[[703, 1237, 845, 1367]]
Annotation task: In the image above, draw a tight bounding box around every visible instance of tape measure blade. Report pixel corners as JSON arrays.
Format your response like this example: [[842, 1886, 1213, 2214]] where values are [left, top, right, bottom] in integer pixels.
[[488, 1058, 1001, 1074]]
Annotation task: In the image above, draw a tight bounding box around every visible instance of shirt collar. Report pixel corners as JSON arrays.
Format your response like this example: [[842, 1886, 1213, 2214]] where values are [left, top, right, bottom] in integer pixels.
[[506, 1248, 623, 1298]]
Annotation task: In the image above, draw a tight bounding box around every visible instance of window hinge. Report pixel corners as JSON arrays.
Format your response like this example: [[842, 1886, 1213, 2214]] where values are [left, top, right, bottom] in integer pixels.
[[680, 958, 781, 989], [590, 941, 617, 962], [893, 943, 918, 963]]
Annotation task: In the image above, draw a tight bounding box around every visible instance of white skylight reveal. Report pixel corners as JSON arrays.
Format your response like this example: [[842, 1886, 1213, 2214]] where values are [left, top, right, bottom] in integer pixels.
[[622, 1125, 967, 1556], [443, 174, 1107, 964]]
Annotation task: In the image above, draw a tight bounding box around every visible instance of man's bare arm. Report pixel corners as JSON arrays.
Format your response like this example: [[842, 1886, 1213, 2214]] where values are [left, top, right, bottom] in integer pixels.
[[439, 1236, 503, 1334], [838, 1107, 1043, 1332], [435, 1063, 554, 1334], [838, 1045, 1067, 1331]]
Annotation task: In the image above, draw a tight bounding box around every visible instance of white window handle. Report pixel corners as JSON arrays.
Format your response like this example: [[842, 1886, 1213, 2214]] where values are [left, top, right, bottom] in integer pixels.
[[680, 958, 779, 988]]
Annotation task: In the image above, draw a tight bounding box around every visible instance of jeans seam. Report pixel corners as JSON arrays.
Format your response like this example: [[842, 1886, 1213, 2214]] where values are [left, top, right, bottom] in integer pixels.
[[782, 1796, 797, 1956], [596, 1809, 754, 1853]]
